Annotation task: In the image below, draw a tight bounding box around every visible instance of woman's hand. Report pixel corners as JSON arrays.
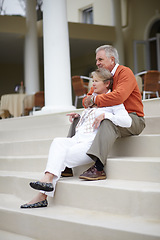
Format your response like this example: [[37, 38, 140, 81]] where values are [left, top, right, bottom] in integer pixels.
[[92, 113, 105, 129], [66, 112, 80, 123]]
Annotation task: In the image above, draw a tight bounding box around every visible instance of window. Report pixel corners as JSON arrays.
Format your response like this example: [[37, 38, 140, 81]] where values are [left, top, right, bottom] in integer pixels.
[[82, 7, 93, 24]]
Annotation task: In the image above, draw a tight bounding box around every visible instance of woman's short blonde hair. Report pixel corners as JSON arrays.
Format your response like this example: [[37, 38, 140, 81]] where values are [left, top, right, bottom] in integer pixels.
[[91, 68, 113, 90]]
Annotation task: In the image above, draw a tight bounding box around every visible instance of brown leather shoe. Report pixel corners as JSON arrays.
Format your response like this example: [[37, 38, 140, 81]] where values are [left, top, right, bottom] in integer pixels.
[[79, 165, 106, 180], [61, 167, 73, 177]]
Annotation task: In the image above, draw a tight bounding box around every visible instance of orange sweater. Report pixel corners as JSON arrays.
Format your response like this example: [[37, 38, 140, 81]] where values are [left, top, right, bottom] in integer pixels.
[[83, 65, 144, 117]]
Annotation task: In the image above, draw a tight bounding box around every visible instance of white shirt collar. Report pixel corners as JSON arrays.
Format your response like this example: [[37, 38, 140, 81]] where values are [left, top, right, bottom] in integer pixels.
[[111, 63, 119, 76], [93, 89, 111, 96]]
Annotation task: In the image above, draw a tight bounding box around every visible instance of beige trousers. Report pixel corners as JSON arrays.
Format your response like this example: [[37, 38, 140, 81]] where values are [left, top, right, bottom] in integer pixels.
[[68, 113, 145, 165]]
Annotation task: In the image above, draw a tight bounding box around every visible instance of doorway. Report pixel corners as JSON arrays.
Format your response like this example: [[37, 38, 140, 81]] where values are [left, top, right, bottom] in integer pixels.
[[133, 19, 160, 74]]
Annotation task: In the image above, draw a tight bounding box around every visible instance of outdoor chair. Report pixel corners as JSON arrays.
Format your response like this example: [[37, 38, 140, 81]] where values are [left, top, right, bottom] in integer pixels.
[[23, 91, 44, 115], [143, 70, 160, 100], [72, 76, 90, 108]]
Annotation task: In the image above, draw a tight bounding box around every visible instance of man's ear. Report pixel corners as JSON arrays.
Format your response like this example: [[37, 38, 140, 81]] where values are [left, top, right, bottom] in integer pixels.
[[110, 56, 115, 65]]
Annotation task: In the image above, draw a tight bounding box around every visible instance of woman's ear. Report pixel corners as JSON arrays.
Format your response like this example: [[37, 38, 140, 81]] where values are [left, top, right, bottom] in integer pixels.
[[105, 80, 110, 89]]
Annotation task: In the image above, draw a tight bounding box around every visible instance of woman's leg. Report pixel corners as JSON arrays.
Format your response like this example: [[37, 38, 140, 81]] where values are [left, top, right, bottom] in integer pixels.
[[27, 192, 47, 204], [40, 171, 54, 183], [24, 171, 54, 205], [44, 137, 77, 178], [64, 140, 94, 168], [37, 139, 95, 198], [21, 138, 78, 207], [28, 137, 78, 200]]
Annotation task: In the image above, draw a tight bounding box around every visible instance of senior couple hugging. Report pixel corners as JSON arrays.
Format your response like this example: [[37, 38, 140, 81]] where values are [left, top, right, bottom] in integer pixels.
[[21, 45, 145, 208]]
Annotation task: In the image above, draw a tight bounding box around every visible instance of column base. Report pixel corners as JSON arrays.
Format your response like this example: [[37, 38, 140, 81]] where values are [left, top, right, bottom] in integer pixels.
[[33, 105, 76, 116]]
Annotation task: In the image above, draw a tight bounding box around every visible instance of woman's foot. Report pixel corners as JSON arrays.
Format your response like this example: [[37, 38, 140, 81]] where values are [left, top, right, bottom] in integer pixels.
[[20, 193, 48, 209], [30, 172, 54, 192], [30, 181, 54, 192]]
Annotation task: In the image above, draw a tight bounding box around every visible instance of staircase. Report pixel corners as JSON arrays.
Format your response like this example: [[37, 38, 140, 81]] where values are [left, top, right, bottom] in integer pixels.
[[0, 99, 160, 240]]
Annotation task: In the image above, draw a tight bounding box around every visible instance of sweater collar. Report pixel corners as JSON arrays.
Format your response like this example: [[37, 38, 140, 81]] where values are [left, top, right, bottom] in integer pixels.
[[111, 63, 119, 76]]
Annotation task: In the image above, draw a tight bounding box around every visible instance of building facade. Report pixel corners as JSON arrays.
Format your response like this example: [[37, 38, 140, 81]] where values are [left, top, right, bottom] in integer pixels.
[[0, 0, 160, 109]]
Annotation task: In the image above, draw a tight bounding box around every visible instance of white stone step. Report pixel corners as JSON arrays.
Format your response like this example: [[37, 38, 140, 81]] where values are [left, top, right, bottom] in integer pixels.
[[0, 139, 52, 156], [54, 178, 160, 220], [0, 172, 160, 220], [0, 107, 159, 142], [74, 157, 160, 183], [0, 230, 35, 240], [109, 134, 160, 158], [107, 157, 160, 182], [0, 134, 159, 157], [0, 111, 72, 132], [143, 98, 160, 117], [142, 116, 160, 134], [0, 156, 47, 172], [0, 119, 157, 142], [0, 99, 159, 240], [0, 116, 159, 142], [0, 193, 160, 240], [0, 127, 67, 142], [0, 111, 72, 142], [1, 156, 159, 183]]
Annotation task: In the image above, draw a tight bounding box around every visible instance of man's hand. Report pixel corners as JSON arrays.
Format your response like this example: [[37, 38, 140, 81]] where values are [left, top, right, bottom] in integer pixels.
[[84, 95, 95, 107], [92, 113, 105, 129], [66, 112, 80, 123]]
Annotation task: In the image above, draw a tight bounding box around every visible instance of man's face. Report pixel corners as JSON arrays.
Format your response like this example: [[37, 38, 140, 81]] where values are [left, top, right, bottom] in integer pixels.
[[96, 49, 115, 72]]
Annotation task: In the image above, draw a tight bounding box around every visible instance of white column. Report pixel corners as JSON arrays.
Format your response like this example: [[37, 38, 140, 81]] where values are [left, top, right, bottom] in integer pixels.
[[42, 0, 75, 113], [112, 0, 125, 65], [24, 0, 40, 94]]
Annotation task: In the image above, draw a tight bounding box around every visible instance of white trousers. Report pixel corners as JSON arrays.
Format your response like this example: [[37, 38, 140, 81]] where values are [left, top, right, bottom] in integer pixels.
[[41, 136, 94, 197]]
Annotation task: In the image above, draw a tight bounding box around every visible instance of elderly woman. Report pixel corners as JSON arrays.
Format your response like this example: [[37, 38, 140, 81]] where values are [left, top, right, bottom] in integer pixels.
[[21, 68, 132, 208]]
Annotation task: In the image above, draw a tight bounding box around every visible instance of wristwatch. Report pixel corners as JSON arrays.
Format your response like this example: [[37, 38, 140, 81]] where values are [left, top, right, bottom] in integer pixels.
[[88, 95, 95, 107]]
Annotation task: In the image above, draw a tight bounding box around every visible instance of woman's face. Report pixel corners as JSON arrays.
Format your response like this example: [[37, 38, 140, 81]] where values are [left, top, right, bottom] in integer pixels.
[[92, 75, 109, 94]]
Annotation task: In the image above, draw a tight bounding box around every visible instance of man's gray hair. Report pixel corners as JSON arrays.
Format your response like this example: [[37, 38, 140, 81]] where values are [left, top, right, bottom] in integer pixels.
[[96, 45, 119, 64]]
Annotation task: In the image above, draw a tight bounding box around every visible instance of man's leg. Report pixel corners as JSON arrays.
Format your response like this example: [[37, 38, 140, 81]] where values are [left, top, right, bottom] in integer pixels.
[[79, 119, 120, 180], [119, 113, 145, 137], [87, 119, 120, 165], [61, 116, 80, 177], [80, 114, 145, 180], [67, 116, 80, 138]]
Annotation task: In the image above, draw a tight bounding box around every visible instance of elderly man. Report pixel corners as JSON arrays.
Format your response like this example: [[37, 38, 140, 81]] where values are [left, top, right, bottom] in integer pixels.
[[64, 45, 145, 180]]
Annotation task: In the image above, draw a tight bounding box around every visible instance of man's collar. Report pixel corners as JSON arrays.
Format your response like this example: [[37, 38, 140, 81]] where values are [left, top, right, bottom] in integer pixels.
[[111, 63, 119, 76]]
